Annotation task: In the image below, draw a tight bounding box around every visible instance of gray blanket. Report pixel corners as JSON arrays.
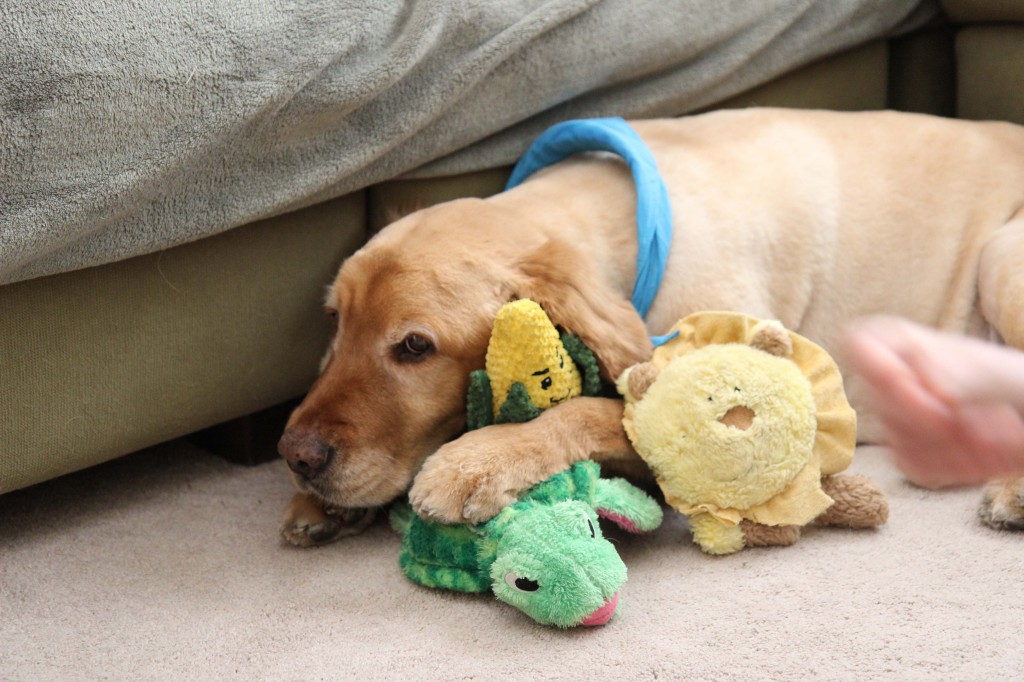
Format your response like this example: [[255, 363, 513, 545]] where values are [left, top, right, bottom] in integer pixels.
[[0, 1, 935, 285]]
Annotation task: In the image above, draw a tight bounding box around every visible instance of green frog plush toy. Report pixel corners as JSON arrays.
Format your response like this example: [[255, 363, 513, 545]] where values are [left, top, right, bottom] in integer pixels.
[[390, 461, 662, 627], [390, 300, 662, 627]]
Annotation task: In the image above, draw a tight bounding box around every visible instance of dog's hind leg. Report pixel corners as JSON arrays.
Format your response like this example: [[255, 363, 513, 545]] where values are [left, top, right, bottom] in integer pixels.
[[976, 214, 1024, 530], [978, 478, 1024, 530], [978, 213, 1024, 350]]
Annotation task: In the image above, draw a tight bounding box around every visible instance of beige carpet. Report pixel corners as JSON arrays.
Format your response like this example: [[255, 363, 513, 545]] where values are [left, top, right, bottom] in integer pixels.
[[1, 439, 1021, 681]]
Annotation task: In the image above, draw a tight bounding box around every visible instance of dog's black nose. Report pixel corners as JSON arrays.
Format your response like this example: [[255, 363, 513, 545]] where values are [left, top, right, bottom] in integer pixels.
[[278, 428, 335, 479]]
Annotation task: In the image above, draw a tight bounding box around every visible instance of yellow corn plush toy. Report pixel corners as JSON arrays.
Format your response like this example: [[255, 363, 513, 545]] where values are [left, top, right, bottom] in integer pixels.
[[467, 299, 602, 429], [617, 311, 888, 555]]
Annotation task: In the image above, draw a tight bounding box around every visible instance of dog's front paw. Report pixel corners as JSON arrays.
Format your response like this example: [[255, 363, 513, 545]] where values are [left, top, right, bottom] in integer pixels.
[[978, 477, 1024, 531], [409, 463, 517, 526], [280, 492, 376, 547], [409, 409, 593, 525], [409, 443, 518, 525]]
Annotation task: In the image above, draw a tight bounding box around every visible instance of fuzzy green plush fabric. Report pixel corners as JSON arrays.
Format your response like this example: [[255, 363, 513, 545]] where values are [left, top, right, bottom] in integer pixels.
[[389, 461, 662, 627]]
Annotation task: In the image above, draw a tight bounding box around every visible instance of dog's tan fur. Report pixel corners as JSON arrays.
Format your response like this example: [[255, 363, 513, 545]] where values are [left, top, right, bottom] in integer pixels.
[[280, 108, 1024, 542]]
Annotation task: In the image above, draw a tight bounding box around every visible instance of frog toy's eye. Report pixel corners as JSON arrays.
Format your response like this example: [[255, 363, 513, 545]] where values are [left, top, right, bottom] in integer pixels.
[[587, 518, 596, 538], [504, 573, 540, 592]]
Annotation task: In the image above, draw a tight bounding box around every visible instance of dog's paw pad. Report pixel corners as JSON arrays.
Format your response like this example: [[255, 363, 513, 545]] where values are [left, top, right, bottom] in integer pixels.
[[281, 507, 376, 547], [978, 478, 1024, 531], [281, 520, 333, 547]]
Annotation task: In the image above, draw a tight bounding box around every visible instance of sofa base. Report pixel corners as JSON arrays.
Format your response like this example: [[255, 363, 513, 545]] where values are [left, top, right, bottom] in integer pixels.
[[0, 195, 365, 493]]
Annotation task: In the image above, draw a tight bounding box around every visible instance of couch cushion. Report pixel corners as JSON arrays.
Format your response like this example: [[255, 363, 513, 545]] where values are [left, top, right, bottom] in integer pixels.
[[889, 28, 956, 116], [956, 26, 1024, 124], [941, 0, 1024, 22], [0, 193, 365, 494], [368, 169, 510, 233], [710, 41, 889, 111]]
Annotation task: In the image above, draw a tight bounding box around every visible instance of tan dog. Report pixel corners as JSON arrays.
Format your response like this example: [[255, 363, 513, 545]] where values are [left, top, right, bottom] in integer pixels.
[[278, 108, 1024, 545]]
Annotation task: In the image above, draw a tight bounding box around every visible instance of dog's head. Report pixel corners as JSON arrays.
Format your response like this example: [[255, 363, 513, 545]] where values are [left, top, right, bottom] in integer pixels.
[[278, 198, 653, 509]]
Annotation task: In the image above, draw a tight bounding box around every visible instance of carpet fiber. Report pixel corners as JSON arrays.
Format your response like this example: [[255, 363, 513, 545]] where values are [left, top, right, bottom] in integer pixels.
[[1, 439, 1020, 680]]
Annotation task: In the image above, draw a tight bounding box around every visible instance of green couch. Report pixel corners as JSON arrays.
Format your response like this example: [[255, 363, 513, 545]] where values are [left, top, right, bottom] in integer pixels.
[[2, 2, 1020, 493]]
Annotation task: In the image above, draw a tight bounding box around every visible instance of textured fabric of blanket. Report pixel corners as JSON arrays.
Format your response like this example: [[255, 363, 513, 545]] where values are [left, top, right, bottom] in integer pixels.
[[0, 0, 935, 285]]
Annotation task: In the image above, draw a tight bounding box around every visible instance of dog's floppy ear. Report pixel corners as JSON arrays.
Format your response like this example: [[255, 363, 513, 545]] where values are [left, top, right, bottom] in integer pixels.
[[513, 238, 653, 381]]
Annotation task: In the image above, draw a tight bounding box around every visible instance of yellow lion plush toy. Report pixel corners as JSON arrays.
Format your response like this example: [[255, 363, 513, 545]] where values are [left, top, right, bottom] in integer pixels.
[[618, 312, 888, 555]]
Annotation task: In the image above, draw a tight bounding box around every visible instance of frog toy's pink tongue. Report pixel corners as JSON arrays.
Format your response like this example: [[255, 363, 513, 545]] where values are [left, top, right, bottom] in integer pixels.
[[580, 592, 619, 627], [597, 510, 641, 533]]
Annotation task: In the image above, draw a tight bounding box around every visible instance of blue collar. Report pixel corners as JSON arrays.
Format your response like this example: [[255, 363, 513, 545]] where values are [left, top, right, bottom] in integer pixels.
[[505, 117, 678, 346]]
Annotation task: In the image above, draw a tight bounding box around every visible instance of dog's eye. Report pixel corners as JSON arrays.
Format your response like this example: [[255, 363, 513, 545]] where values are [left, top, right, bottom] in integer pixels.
[[325, 309, 340, 339], [505, 573, 540, 593], [540, 376, 552, 390], [396, 333, 434, 362]]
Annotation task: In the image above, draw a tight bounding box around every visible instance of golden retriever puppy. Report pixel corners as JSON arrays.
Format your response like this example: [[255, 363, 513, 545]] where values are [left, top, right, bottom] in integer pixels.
[[279, 108, 1024, 545]]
